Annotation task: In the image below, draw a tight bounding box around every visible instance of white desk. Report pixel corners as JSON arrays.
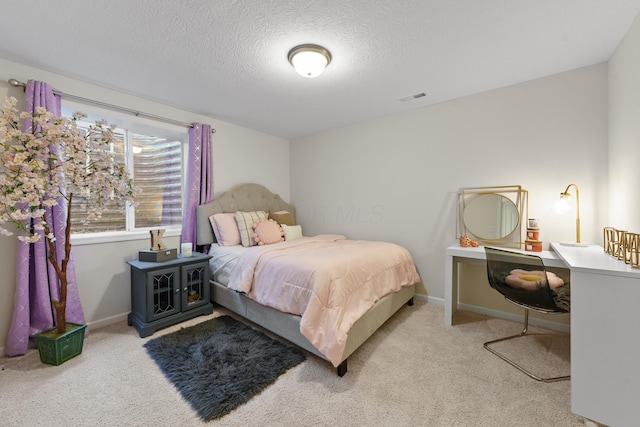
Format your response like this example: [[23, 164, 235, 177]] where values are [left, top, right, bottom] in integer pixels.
[[551, 242, 640, 427], [444, 244, 566, 327], [444, 242, 640, 426]]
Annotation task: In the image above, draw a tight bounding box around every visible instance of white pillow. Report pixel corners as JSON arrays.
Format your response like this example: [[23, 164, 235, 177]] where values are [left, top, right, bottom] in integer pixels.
[[281, 224, 303, 241], [235, 211, 268, 247]]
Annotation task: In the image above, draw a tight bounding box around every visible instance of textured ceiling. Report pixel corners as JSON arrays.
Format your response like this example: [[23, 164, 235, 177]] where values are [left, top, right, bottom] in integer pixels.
[[0, 0, 639, 139]]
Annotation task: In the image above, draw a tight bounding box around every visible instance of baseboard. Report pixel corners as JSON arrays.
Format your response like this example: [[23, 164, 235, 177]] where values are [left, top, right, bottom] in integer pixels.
[[414, 293, 432, 304], [0, 312, 130, 357], [412, 295, 569, 333], [458, 302, 570, 333], [85, 312, 129, 333], [3, 299, 568, 357]]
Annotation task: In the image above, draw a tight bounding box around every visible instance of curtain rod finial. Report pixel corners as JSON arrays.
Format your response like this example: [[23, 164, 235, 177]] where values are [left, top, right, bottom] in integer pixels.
[[8, 78, 25, 88]]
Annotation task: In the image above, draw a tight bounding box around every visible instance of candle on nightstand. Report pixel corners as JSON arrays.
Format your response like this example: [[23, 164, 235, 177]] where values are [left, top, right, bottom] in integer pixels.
[[181, 243, 192, 257]]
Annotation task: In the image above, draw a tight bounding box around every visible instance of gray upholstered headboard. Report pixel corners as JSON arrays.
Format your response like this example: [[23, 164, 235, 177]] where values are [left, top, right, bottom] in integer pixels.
[[196, 183, 295, 246]]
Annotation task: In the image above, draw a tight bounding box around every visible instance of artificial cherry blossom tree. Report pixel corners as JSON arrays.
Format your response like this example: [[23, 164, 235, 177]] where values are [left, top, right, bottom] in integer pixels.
[[0, 96, 139, 334]]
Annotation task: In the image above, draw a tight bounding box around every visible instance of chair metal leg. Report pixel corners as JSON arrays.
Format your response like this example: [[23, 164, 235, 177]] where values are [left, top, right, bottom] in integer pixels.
[[484, 309, 570, 383]]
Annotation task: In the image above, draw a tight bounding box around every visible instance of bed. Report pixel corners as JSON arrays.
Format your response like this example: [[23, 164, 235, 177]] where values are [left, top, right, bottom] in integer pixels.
[[195, 183, 420, 376]]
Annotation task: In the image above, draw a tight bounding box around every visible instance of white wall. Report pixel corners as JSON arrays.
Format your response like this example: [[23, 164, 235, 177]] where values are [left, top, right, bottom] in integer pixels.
[[608, 13, 640, 232], [290, 64, 608, 300], [0, 58, 290, 352], [5, 19, 638, 349]]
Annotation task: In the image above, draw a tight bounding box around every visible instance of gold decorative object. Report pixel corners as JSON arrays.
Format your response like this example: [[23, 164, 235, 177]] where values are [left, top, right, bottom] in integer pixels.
[[616, 230, 628, 261], [630, 233, 640, 268], [150, 229, 167, 251], [603, 227, 640, 268], [615, 229, 627, 259], [603, 227, 616, 255], [624, 232, 634, 264]]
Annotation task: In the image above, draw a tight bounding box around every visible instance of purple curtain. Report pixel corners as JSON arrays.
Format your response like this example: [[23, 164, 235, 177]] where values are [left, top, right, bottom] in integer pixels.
[[5, 80, 85, 356], [181, 124, 214, 251]]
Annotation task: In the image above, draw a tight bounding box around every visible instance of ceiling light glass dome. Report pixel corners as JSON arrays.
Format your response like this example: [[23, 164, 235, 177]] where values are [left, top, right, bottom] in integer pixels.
[[288, 44, 332, 78]]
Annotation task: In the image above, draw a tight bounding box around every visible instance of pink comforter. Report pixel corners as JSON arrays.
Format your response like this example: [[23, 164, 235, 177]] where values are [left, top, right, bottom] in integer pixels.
[[227, 234, 421, 366]]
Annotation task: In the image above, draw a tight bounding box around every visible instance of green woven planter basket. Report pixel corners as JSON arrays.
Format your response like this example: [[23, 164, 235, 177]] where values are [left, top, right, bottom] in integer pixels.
[[36, 323, 87, 366]]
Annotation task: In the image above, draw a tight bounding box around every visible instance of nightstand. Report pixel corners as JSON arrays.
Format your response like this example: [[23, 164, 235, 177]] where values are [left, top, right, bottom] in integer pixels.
[[127, 252, 213, 337]]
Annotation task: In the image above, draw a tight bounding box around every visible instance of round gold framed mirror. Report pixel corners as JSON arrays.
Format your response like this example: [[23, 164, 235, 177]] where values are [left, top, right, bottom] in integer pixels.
[[463, 193, 520, 240]]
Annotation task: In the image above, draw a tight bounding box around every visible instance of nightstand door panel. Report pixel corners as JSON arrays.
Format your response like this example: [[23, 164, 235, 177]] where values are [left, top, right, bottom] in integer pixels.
[[146, 266, 181, 321], [181, 261, 210, 311]]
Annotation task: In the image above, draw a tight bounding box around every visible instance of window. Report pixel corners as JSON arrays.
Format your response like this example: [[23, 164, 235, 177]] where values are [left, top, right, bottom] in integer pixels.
[[62, 101, 188, 238]]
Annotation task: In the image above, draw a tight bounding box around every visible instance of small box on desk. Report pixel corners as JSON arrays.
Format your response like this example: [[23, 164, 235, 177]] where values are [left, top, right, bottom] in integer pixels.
[[138, 248, 177, 262]]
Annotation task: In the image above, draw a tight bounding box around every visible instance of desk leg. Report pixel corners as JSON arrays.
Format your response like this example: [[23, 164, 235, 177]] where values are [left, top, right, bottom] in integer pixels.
[[444, 255, 457, 326]]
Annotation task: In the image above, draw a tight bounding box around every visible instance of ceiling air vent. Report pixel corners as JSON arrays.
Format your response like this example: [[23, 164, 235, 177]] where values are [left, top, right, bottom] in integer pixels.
[[399, 92, 427, 102]]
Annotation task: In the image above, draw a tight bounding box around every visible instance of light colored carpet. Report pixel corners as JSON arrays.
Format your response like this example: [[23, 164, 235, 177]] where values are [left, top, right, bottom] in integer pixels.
[[0, 302, 585, 426]]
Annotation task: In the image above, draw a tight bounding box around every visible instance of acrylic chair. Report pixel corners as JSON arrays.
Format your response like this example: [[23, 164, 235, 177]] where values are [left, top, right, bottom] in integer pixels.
[[484, 246, 570, 383]]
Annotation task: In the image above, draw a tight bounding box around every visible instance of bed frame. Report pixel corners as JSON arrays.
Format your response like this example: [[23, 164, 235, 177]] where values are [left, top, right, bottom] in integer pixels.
[[196, 183, 416, 376]]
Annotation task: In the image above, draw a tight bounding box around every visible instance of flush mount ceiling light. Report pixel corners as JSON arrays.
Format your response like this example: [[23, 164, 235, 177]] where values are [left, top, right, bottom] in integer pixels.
[[288, 44, 332, 78]]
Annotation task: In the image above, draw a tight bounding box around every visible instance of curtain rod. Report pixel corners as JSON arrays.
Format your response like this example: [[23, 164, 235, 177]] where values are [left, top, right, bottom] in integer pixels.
[[8, 78, 216, 133]]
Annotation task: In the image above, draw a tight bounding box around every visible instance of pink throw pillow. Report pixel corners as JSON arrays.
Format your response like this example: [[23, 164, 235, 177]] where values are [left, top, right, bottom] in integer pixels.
[[209, 213, 241, 246], [253, 219, 284, 246]]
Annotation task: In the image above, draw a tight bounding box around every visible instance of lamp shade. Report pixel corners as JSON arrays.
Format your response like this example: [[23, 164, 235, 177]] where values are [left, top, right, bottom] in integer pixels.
[[555, 195, 570, 214], [288, 44, 331, 78]]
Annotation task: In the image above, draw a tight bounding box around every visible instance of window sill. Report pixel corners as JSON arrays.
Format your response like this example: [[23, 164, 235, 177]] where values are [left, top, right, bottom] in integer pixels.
[[70, 228, 182, 246]]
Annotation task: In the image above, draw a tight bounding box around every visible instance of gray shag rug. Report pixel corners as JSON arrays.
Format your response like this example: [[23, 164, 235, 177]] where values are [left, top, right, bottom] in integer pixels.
[[143, 315, 306, 421]]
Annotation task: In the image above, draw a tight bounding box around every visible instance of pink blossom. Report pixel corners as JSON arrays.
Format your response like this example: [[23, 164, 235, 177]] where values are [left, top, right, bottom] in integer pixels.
[[0, 96, 138, 242]]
